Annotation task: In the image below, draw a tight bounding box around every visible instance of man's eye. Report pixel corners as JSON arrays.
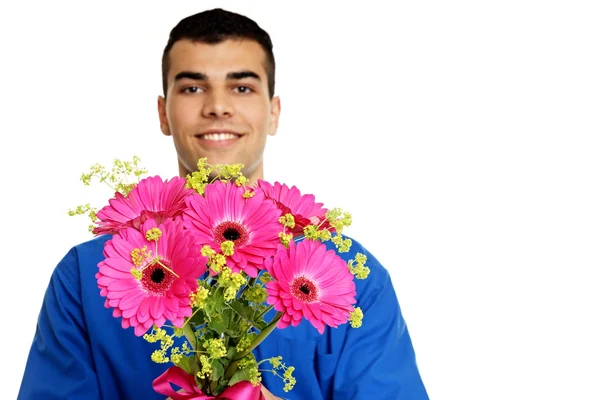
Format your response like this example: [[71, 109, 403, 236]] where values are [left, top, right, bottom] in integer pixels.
[[235, 86, 252, 94], [182, 86, 202, 93]]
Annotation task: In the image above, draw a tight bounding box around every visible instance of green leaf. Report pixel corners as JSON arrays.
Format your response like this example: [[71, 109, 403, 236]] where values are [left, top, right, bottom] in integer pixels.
[[228, 300, 251, 321], [227, 368, 253, 387], [228, 301, 267, 330], [224, 327, 243, 338], [211, 359, 225, 382], [175, 355, 198, 376], [226, 346, 236, 360], [189, 309, 207, 328], [251, 309, 268, 331], [208, 315, 228, 335], [210, 287, 227, 313]]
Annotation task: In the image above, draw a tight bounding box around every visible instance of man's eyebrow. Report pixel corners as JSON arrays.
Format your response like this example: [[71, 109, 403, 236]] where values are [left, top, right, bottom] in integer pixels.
[[173, 70, 260, 82], [226, 71, 261, 81], [174, 71, 207, 81]]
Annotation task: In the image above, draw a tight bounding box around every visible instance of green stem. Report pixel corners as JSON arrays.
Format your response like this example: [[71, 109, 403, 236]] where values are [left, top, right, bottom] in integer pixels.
[[237, 277, 256, 302], [223, 311, 283, 382], [182, 323, 197, 352], [245, 311, 282, 355], [255, 305, 274, 321]]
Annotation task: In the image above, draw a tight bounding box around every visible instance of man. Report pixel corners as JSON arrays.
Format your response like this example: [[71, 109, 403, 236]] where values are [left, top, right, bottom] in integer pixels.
[[18, 8, 429, 399]]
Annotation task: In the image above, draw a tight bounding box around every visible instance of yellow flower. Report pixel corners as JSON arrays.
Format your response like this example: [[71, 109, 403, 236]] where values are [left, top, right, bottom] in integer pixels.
[[145, 227, 162, 241], [349, 307, 364, 328]]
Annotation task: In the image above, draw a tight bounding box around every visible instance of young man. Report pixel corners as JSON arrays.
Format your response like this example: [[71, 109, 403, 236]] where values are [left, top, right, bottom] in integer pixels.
[[18, 8, 429, 399]]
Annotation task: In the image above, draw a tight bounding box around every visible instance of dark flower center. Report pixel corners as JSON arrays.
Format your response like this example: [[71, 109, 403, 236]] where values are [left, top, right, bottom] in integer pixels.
[[223, 228, 241, 241], [291, 276, 318, 303], [150, 268, 165, 283], [215, 221, 249, 247], [300, 284, 310, 295], [141, 260, 176, 295]]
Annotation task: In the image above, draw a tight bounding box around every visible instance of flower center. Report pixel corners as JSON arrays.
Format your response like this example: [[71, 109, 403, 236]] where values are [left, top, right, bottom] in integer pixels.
[[141, 260, 176, 295], [223, 228, 241, 241], [151, 268, 165, 283], [215, 221, 249, 247], [290, 276, 318, 303]]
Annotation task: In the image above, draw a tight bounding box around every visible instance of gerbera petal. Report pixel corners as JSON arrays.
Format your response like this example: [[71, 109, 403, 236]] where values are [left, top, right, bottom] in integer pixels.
[[164, 294, 179, 313], [93, 176, 193, 236], [277, 318, 290, 330], [118, 290, 146, 309], [107, 278, 139, 292], [134, 323, 149, 337], [184, 181, 281, 275], [97, 216, 206, 336], [291, 297, 304, 311], [266, 239, 356, 333], [150, 298, 165, 319]]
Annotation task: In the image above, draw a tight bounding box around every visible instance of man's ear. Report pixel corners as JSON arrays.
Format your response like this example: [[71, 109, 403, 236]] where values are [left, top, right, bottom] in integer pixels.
[[158, 95, 171, 136], [268, 95, 281, 136]]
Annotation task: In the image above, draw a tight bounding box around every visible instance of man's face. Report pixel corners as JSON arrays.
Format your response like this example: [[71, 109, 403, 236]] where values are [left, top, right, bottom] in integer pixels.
[[158, 39, 280, 183]]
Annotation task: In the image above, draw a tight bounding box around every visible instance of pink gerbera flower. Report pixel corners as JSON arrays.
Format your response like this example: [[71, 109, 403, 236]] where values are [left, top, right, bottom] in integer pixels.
[[93, 176, 195, 235], [96, 217, 206, 336], [265, 239, 356, 334], [183, 180, 282, 278], [256, 180, 331, 237]]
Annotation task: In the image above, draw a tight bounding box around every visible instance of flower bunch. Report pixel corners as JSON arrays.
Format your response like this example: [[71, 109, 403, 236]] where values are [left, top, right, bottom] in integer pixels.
[[70, 156, 370, 398]]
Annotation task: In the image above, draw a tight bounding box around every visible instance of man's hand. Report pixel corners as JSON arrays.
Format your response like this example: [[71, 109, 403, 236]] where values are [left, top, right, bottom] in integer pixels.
[[261, 384, 281, 400]]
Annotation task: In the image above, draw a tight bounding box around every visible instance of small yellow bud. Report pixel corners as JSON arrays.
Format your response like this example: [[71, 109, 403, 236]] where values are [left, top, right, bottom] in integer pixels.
[[221, 241, 235, 256], [279, 214, 295, 228], [203, 338, 227, 359], [349, 307, 363, 328], [201, 245, 216, 257], [259, 272, 272, 284], [303, 225, 319, 240], [131, 246, 151, 266], [151, 349, 169, 363], [146, 227, 162, 241], [318, 229, 332, 241], [355, 253, 367, 264], [190, 286, 209, 308], [279, 232, 293, 247], [236, 175, 248, 186], [130, 268, 142, 280], [198, 355, 212, 378]]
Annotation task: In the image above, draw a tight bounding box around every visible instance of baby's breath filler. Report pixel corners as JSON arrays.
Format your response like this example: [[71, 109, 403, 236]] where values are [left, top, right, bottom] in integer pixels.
[[68, 156, 148, 232], [185, 157, 247, 195], [81, 156, 148, 195], [348, 253, 371, 280], [259, 356, 297, 392], [349, 307, 364, 328]]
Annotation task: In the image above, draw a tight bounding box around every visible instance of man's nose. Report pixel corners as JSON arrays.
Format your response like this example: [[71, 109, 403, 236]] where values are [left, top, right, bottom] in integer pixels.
[[201, 91, 234, 118]]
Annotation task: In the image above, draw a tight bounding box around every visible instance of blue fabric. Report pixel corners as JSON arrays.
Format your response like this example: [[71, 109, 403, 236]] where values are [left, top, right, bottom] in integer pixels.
[[18, 234, 428, 399]]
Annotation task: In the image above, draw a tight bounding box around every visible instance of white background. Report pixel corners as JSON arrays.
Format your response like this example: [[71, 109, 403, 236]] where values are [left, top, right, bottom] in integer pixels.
[[1, 1, 599, 399]]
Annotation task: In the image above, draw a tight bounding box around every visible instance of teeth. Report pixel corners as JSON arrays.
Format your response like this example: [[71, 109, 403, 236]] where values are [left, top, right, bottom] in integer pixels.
[[202, 133, 238, 141]]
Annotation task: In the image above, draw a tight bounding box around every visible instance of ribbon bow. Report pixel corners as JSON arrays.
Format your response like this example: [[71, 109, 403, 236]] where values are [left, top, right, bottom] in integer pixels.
[[153, 366, 266, 400]]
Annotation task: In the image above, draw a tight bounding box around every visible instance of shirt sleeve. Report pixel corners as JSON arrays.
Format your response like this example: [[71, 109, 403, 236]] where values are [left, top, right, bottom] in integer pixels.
[[18, 246, 102, 400], [331, 254, 429, 399]]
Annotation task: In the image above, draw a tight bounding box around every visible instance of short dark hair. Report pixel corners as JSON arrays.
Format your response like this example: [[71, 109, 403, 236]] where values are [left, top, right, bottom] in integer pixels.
[[161, 8, 276, 98]]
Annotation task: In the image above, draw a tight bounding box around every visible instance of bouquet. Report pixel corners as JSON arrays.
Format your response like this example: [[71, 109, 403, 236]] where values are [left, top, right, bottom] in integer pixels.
[[69, 156, 370, 399]]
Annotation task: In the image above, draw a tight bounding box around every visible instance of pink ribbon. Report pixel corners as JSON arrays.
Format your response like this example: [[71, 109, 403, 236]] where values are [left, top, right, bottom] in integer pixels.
[[153, 366, 266, 400]]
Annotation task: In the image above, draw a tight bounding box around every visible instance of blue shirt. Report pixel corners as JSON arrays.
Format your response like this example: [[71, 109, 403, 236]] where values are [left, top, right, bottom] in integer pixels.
[[18, 234, 428, 399]]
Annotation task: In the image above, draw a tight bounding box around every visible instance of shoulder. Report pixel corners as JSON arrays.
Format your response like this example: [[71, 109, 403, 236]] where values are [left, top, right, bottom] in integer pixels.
[[58, 234, 111, 267], [52, 234, 112, 287], [323, 233, 392, 293]]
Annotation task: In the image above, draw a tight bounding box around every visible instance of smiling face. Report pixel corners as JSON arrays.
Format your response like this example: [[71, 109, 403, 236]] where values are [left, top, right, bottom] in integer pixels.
[[158, 39, 281, 183]]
